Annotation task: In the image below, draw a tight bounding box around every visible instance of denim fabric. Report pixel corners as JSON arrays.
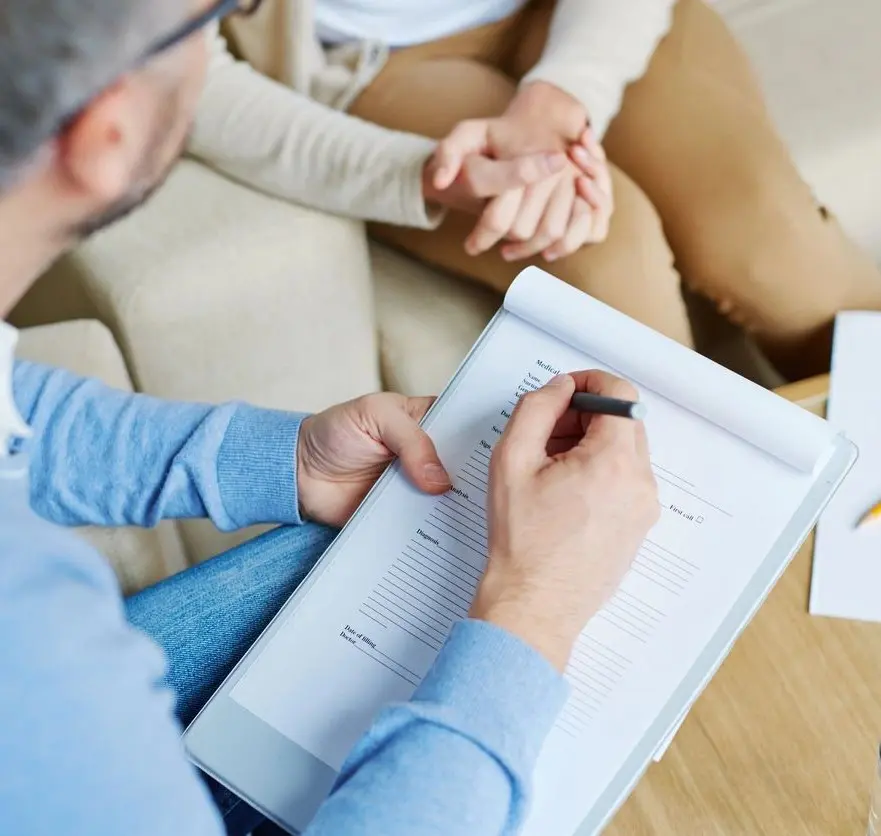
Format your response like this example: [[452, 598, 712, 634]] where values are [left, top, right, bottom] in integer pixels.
[[126, 524, 337, 729], [127, 525, 336, 836]]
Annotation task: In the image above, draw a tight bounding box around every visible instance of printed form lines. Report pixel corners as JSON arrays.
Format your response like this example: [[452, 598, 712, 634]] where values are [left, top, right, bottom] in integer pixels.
[[440, 494, 487, 531], [353, 644, 419, 687]]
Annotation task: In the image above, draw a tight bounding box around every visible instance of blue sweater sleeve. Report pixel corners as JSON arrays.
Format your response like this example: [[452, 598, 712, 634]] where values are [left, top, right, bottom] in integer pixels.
[[13, 359, 306, 530], [307, 620, 569, 836]]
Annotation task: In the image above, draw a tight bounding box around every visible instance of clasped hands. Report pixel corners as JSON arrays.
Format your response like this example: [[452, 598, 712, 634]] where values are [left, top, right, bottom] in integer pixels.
[[297, 371, 658, 673], [421, 82, 615, 263]]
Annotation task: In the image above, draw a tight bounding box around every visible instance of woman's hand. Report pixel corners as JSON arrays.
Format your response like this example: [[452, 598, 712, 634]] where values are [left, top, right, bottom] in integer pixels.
[[428, 104, 615, 263], [423, 121, 569, 216], [465, 163, 582, 261], [466, 129, 614, 263], [566, 128, 614, 254]]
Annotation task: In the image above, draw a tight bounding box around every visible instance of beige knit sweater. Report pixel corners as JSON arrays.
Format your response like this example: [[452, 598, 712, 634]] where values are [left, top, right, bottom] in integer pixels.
[[188, 0, 675, 229]]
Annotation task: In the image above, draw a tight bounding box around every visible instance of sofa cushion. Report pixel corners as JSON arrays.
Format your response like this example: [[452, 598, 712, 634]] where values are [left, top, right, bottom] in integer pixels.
[[15, 161, 382, 413], [372, 245, 500, 396], [15, 320, 187, 595]]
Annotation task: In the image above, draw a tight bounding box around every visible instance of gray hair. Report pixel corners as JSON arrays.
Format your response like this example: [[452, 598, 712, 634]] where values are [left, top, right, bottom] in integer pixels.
[[0, 0, 182, 191]]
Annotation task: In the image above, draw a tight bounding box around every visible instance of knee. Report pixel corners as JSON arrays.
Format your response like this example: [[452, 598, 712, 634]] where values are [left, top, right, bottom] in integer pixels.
[[552, 172, 677, 292], [545, 173, 691, 344], [674, 177, 881, 339]]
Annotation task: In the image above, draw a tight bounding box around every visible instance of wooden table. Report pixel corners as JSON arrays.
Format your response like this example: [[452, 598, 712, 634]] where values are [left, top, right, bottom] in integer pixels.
[[608, 375, 881, 835]]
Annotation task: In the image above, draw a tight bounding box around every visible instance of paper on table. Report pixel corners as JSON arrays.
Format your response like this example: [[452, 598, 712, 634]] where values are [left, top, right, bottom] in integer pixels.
[[506, 268, 837, 473], [810, 312, 881, 621]]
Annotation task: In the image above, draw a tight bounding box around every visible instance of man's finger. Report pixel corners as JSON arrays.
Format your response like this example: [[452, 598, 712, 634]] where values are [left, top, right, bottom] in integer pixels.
[[405, 395, 437, 423], [463, 152, 565, 199], [499, 374, 576, 471], [548, 405, 588, 439], [564, 369, 633, 393], [466, 189, 523, 255], [433, 121, 489, 190], [559, 370, 640, 452], [546, 435, 581, 457], [373, 400, 452, 494], [634, 420, 651, 463], [576, 371, 640, 452]]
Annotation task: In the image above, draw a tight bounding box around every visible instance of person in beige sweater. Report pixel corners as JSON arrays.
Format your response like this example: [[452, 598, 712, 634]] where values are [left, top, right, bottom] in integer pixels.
[[190, 0, 881, 380]]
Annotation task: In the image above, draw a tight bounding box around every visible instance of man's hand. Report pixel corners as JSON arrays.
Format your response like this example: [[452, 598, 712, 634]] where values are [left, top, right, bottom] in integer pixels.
[[471, 372, 659, 672], [297, 394, 451, 527]]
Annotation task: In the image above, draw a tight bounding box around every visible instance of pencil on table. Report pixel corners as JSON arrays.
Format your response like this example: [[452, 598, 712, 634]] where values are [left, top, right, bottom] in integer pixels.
[[857, 502, 881, 529]]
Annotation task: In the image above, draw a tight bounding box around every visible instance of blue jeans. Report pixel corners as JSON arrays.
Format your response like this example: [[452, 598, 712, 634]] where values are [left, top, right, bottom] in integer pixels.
[[125, 524, 337, 836]]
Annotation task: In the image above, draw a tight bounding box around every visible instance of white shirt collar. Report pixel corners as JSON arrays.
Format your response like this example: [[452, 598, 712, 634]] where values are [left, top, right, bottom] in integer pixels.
[[0, 322, 31, 458]]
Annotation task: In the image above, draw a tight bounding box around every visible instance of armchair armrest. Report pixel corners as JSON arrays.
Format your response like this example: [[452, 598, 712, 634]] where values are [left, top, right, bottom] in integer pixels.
[[16, 159, 382, 562], [24, 158, 381, 410]]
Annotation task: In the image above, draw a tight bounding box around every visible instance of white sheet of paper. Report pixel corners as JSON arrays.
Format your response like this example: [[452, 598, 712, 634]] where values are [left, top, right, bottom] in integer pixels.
[[231, 271, 830, 835], [505, 268, 836, 474], [810, 311, 881, 621]]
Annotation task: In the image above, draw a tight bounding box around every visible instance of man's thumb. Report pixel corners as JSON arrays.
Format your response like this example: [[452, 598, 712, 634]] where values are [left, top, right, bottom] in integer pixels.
[[378, 405, 452, 494], [501, 374, 575, 468]]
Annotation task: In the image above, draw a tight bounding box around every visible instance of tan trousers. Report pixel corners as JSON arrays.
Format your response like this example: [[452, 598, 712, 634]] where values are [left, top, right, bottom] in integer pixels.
[[350, 0, 881, 379]]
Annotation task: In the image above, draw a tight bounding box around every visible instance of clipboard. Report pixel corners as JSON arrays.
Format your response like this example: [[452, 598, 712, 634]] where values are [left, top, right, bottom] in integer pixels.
[[184, 269, 855, 835]]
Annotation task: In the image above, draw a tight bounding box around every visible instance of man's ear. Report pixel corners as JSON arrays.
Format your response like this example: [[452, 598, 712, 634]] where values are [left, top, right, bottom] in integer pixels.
[[56, 78, 144, 203]]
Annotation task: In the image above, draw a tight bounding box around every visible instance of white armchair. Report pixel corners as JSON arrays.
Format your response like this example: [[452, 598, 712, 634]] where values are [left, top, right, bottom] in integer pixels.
[[13, 159, 382, 565]]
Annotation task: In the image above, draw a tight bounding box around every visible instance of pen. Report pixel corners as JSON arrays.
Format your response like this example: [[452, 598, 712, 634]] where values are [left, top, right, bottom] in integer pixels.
[[857, 500, 881, 529], [570, 392, 647, 420]]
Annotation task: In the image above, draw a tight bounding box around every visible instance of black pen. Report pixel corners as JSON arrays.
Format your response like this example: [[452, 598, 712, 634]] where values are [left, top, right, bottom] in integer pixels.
[[570, 392, 647, 420]]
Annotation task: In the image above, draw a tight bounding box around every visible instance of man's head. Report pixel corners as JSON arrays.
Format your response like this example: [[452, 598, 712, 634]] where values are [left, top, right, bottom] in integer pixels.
[[0, 0, 260, 312]]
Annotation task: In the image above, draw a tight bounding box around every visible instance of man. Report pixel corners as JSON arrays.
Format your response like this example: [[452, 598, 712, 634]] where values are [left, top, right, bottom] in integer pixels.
[[0, 2, 659, 835]]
